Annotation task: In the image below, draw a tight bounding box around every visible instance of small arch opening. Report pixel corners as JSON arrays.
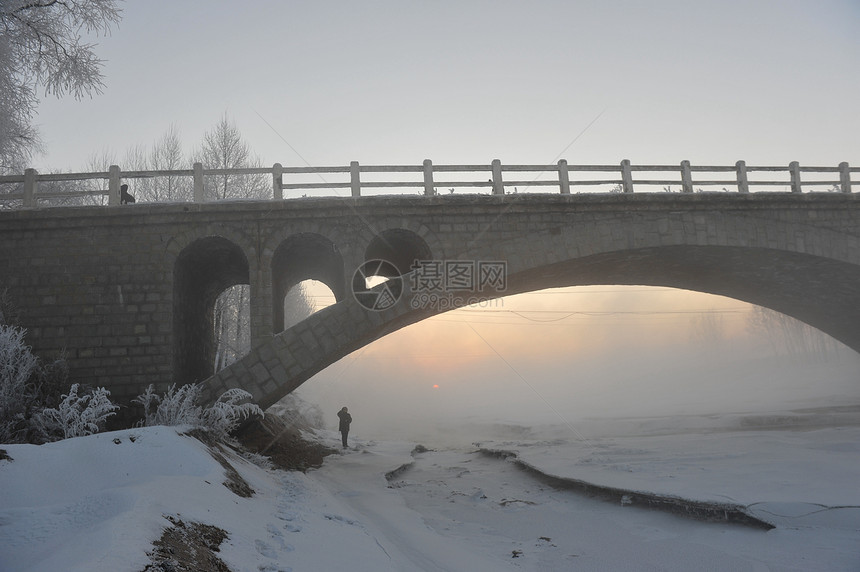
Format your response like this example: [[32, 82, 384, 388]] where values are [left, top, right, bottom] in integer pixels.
[[173, 236, 249, 383], [351, 258, 405, 311], [365, 228, 432, 276], [272, 233, 344, 334], [283, 279, 336, 330]]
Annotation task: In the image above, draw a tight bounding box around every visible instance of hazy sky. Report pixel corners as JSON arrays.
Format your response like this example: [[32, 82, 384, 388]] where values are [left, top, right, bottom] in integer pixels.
[[28, 1, 860, 430], [33, 0, 859, 171]]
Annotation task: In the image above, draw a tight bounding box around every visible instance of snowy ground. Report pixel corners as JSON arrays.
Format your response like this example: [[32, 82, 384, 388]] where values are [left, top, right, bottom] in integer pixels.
[[1, 411, 859, 571]]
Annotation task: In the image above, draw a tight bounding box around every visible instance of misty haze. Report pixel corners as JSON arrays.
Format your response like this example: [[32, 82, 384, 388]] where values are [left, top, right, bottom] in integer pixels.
[[1, 1, 859, 570]]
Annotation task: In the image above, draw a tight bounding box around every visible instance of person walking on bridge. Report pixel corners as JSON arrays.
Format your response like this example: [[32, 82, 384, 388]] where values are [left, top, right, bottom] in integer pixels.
[[337, 406, 352, 448]]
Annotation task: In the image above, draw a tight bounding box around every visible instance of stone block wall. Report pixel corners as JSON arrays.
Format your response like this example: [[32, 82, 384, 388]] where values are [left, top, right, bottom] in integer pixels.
[[0, 193, 858, 409]]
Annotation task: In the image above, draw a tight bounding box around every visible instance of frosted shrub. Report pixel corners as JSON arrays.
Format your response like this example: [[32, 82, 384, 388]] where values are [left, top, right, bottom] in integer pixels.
[[134, 383, 203, 427], [1, 301, 78, 444], [34, 384, 119, 440], [203, 388, 264, 439], [0, 325, 39, 443], [134, 384, 262, 440]]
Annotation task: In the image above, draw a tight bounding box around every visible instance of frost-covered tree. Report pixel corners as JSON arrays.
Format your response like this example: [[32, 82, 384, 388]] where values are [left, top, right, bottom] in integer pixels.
[[0, 321, 76, 443], [0, 324, 39, 443], [0, 0, 122, 172], [194, 113, 268, 201]]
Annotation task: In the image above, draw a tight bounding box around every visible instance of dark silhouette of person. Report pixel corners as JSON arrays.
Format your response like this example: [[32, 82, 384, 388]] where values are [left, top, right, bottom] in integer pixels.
[[337, 406, 352, 448], [120, 184, 135, 204]]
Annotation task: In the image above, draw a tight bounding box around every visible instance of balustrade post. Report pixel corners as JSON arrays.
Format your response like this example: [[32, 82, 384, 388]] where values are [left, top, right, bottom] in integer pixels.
[[350, 161, 361, 197], [272, 163, 283, 200], [557, 159, 570, 194], [680, 160, 693, 193], [789, 161, 802, 193], [839, 162, 852, 193], [491, 159, 504, 195], [736, 160, 749, 193], [108, 165, 121, 206], [23, 168, 37, 207], [193, 162, 204, 202], [423, 159, 435, 196], [621, 159, 634, 193]]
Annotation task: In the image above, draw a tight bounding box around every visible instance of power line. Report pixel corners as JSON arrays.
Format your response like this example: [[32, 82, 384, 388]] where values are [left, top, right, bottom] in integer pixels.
[[425, 307, 751, 326], [509, 288, 680, 295], [456, 308, 748, 314]]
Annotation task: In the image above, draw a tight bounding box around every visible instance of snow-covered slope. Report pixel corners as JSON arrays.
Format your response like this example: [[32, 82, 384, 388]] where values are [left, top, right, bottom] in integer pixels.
[[1, 421, 859, 571]]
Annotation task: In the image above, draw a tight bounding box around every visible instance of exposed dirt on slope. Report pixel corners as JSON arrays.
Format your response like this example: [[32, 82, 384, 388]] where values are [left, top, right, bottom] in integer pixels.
[[235, 413, 336, 472], [140, 414, 335, 572], [183, 428, 256, 498], [142, 515, 230, 572]]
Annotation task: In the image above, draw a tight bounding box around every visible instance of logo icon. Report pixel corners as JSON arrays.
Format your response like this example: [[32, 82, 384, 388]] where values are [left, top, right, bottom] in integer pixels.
[[351, 259, 403, 311]]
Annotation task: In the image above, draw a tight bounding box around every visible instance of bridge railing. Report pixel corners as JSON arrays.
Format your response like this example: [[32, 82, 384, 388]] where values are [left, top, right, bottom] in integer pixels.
[[0, 160, 855, 208]]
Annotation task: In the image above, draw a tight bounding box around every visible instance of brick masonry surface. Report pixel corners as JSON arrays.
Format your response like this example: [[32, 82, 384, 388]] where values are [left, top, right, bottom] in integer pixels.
[[1, 193, 859, 409]]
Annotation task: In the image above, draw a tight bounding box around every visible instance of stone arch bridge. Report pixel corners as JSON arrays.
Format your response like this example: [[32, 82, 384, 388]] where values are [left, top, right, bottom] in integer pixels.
[[1, 192, 859, 411]]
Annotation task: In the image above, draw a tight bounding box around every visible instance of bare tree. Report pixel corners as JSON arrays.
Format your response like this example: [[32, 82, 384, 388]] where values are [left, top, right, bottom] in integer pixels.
[[0, 0, 121, 172], [72, 126, 191, 205], [31, 170, 86, 207], [194, 113, 269, 370], [690, 310, 725, 347], [146, 123, 190, 202], [124, 142, 147, 171], [194, 113, 268, 201], [78, 149, 116, 205], [124, 124, 192, 204], [284, 281, 315, 330], [747, 306, 844, 361], [114, 142, 148, 203], [213, 287, 250, 372]]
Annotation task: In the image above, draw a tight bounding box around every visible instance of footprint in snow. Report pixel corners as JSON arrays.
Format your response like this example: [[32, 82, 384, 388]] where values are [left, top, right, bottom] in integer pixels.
[[263, 524, 296, 551], [258, 565, 292, 572], [266, 523, 283, 538], [324, 513, 359, 525], [255, 539, 278, 559]]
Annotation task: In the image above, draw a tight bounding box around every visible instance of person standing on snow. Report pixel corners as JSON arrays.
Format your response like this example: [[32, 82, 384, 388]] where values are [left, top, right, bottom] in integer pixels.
[[338, 406, 352, 448]]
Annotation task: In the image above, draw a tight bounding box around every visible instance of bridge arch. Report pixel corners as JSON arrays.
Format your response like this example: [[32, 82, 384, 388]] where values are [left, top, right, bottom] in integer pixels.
[[202, 199, 860, 409], [271, 233, 345, 333], [173, 236, 250, 384], [505, 245, 860, 346], [365, 228, 433, 276], [6, 191, 858, 407], [163, 223, 259, 269]]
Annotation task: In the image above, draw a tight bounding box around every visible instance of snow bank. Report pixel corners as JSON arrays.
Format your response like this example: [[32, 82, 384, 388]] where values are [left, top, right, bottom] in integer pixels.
[[0, 426, 395, 572], [1, 420, 859, 571]]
